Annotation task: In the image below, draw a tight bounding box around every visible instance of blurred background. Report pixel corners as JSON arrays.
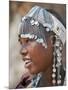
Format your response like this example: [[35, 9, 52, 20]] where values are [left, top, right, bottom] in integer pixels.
[[9, 1, 66, 89]]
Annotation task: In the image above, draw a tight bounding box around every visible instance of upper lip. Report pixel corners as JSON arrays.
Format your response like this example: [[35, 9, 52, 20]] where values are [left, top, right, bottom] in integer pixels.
[[23, 57, 31, 61]]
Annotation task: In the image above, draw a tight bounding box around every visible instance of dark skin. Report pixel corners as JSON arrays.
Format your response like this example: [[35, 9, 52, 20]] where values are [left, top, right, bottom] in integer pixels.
[[19, 35, 54, 86]]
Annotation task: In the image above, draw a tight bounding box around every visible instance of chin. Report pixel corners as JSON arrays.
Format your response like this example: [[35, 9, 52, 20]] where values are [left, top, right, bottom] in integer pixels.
[[28, 68, 40, 75]]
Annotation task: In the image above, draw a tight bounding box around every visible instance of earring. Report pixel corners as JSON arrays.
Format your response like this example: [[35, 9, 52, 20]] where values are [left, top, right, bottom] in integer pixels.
[[52, 45, 56, 85], [56, 36, 62, 85], [52, 35, 63, 86]]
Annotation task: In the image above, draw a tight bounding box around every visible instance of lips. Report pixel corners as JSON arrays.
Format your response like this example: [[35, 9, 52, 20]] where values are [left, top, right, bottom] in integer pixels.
[[23, 58, 33, 68], [24, 60, 33, 68]]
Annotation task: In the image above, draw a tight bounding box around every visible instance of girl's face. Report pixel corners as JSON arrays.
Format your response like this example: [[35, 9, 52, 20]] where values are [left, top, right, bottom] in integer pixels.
[[19, 36, 53, 74]]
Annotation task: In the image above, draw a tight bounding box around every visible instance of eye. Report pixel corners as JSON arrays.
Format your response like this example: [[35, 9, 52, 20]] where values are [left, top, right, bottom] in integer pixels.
[[24, 38, 33, 43], [25, 38, 29, 43], [26, 38, 34, 43], [19, 38, 34, 45]]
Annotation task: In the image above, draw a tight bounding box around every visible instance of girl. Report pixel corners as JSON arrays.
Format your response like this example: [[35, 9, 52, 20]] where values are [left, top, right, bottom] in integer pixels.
[[16, 6, 66, 88]]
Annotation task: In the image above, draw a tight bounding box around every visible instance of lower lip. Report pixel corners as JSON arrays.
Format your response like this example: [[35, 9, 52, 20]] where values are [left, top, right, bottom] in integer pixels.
[[24, 60, 33, 68]]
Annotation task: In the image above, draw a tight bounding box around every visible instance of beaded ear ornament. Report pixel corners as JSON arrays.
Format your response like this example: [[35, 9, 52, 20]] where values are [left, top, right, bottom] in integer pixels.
[[52, 35, 63, 85]]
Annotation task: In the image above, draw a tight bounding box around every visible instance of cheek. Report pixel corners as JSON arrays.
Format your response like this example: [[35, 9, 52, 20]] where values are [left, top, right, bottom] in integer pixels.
[[28, 43, 53, 72], [29, 43, 46, 62], [26, 42, 53, 74]]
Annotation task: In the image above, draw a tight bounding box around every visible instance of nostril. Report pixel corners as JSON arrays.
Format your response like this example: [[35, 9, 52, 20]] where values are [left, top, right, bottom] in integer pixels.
[[20, 49, 28, 56]]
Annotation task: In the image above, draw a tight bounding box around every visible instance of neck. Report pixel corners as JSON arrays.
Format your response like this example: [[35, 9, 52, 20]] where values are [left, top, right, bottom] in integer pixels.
[[42, 64, 53, 86]]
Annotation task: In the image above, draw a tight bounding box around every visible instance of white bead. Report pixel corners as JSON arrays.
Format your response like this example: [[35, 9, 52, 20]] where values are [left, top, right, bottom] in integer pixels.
[[44, 45, 47, 48], [20, 34, 23, 38], [34, 21, 38, 24], [30, 20, 35, 25], [34, 21, 39, 26], [52, 64, 55, 68], [57, 53, 62, 57], [29, 34, 34, 39], [53, 68, 56, 72], [57, 80, 61, 84], [22, 16, 26, 21], [52, 73, 56, 78], [52, 79, 56, 84], [46, 27, 50, 32], [43, 23, 52, 29], [42, 43, 45, 46], [42, 43, 47, 48], [20, 34, 25, 38], [34, 35, 37, 39]]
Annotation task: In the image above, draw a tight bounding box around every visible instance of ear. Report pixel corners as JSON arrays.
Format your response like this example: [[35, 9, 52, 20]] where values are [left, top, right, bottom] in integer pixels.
[[49, 35, 55, 46], [46, 35, 53, 48]]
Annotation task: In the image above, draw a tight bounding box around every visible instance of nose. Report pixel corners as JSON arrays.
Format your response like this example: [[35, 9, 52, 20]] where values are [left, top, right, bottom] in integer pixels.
[[20, 46, 28, 56]]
